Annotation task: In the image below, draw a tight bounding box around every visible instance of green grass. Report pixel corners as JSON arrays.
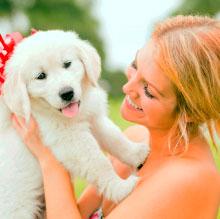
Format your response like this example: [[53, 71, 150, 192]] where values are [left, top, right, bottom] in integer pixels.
[[74, 178, 87, 198], [75, 97, 220, 217]]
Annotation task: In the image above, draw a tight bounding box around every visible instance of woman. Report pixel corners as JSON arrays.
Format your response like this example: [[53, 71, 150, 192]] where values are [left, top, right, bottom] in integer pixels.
[[12, 15, 220, 219]]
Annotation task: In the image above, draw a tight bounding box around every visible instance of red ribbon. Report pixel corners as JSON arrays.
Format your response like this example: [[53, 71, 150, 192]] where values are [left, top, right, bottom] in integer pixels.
[[0, 29, 37, 94], [0, 32, 24, 87]]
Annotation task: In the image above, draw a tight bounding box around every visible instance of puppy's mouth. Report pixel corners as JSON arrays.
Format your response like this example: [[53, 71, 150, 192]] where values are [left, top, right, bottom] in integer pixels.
[[59, 100, 81, 118]]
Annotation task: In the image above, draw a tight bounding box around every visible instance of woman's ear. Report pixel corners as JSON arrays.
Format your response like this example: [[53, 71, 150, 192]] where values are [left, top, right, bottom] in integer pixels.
[[75, 39, 101, 86], [2, 72, 31, 123]]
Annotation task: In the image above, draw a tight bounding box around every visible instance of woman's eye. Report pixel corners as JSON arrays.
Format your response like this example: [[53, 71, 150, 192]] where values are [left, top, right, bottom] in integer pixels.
[[36, 72, 47, 80], [144, 84, 154, 99], [63, 61, 72, 69]]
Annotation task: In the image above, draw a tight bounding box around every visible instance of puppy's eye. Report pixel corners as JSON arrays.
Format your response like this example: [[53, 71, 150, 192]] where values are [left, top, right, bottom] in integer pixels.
[[36, 72, 47, 80], [63, 61, 72, 69]]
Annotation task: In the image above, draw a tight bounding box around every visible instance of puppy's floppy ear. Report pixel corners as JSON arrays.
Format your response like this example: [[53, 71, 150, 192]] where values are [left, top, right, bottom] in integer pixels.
[[2, 72, 31, 122], [76, 39, 101, 86]]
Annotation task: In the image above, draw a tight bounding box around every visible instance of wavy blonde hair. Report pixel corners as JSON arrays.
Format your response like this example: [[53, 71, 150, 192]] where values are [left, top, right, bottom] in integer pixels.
[[152, 15, 220, 153]]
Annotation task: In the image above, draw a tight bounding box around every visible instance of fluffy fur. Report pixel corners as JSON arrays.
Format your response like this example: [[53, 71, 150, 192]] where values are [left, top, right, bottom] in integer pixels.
[[0, 30, 149, 218]]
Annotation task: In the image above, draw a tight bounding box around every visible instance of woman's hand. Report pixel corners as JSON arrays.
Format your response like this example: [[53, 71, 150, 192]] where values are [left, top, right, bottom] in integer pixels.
[[11, 114, 50, 162]]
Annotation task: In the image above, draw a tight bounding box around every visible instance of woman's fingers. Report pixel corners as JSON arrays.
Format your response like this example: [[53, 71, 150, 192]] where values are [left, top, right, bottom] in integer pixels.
[[11, 114, 34, 140], [12, 116, 25, 137], [11, 114, 24, 132], [11, 115, 22, 135], [11, 113, 48, 160], [12, 114, 26, 129]]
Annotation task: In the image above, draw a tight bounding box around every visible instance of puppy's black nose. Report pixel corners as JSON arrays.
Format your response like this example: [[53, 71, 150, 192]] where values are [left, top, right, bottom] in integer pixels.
[[59, 87, 74, 101]]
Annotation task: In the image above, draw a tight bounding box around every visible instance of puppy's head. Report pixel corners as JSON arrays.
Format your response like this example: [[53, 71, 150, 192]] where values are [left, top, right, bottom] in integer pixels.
[[2, 30, 101, 121]]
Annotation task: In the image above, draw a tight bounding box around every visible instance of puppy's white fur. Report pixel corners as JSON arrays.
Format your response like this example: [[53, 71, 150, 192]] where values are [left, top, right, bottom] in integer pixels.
[[0, 30, 149, 219]]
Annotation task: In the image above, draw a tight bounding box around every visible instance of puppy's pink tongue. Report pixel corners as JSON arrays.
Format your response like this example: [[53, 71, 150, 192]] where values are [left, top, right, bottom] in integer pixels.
[[62, 102, 79, 118]]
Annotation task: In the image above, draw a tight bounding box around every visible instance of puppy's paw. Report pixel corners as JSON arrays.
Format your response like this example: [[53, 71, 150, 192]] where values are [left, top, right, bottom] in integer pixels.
[[123, 142, 150, 169], [104, 175, 138, 203]]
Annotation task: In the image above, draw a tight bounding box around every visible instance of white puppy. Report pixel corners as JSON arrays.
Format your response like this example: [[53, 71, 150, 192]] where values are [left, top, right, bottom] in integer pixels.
[[0, 30, 149, 218]]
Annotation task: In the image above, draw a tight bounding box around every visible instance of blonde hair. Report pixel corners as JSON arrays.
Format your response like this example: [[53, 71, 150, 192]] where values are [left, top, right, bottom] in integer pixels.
[[152, 15, 220, 152]]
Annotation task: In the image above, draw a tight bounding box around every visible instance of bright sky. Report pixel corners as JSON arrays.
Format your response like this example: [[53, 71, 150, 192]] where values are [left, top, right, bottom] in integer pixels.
[[95, 0, 182, 70]]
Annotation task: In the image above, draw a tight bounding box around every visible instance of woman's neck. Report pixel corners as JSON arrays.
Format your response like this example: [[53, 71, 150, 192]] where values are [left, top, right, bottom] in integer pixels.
[[148, 128, 172, 156], [147, 127, 204, 158]]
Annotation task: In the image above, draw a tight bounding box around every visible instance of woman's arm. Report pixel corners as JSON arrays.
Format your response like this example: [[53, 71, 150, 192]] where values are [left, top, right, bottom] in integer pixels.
[[40, 149, 82, 219], [12, 115, 82, 219], [77, 185, 102, 219]]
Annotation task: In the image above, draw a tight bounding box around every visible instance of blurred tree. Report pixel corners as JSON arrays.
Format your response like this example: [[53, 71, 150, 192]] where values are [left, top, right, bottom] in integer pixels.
[[0, 0, 127, 97], [0, 0, 12, 15], [103, 69, 127, 98], [0, 0, 105, 63], [27, 0, 105, 60], [172, 0, 220, 16]]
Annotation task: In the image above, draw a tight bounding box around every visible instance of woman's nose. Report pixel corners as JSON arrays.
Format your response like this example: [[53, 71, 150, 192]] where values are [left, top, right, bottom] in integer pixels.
[[122, 78, 139, 98]]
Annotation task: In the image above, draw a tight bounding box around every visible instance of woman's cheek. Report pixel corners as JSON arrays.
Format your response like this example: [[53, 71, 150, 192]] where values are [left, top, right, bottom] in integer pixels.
[[141, 98, 157, 114], [141, 100, 164, 124]]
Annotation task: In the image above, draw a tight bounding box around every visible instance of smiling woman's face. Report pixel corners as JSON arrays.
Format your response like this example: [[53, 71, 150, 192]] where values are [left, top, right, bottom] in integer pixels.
[[120, 40, 177, 131]]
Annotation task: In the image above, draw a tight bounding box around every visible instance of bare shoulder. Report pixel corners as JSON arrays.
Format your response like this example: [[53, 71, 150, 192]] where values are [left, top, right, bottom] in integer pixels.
[[159, 157, 220, 195], [140, 157, 220, 218], [107, 156, 220, 219]]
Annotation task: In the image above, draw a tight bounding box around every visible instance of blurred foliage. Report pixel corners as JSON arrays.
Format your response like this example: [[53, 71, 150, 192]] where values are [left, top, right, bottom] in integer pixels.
[[0, 0, 126, 97], [0, 0, 104, 57], [103, 68, 127, 97], [172, 0, 220, 16], [0, 0, 12, 14], [25, 0, 105, 61]]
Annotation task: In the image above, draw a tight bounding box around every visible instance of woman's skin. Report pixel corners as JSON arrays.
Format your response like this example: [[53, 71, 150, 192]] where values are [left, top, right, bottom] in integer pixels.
[[12, 40, 220, 219]]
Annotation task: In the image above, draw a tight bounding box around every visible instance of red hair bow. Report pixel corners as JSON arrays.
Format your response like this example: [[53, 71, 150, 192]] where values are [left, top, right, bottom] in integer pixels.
[[0, 32, 24, 86], [0, 29, 37, 93]]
